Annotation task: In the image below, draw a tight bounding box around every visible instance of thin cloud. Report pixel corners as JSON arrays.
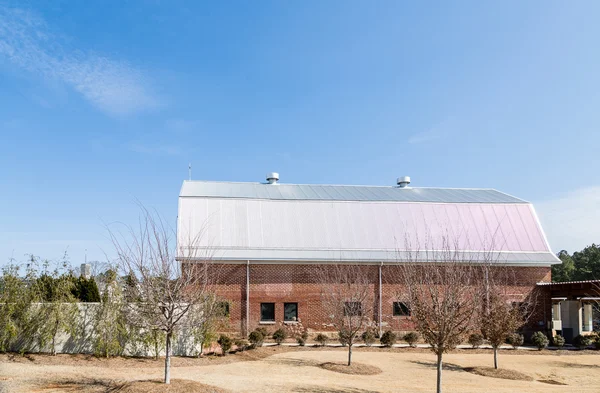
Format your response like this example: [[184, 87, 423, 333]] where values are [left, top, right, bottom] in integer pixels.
[[0, 6, 158, 116], [536, 186, 600, 253]]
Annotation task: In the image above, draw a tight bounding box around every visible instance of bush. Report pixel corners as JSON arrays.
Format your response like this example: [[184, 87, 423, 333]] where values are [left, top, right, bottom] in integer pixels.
[[362, 330, 376, 346], [255, 327, 270, 338], [315, 333, 329, 346], [531, 332, 549, 351], [573, 334, 591, 350], [468, 333, 484, 349], [248, 330, 264, 347], [217, 334, 232, 355], [234, 339, 249, 351], [338, 330, 353, 346], [272, 328, 287, 345], [403, 332, 419, 348], [506, 333, 524, 349], [380, 330, 397, 347], [296, 331, 309, 346], [594, 334, 600, 350], [553, 335, 565, 348]]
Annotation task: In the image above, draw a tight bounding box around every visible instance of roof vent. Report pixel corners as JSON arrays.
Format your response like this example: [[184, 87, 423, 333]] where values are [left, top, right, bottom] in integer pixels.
[[266, 172, 280, 184], [397, 176, 411, 188]]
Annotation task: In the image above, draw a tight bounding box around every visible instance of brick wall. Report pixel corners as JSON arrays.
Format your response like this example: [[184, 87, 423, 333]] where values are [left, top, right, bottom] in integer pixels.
[[204, 263, 552, 337]]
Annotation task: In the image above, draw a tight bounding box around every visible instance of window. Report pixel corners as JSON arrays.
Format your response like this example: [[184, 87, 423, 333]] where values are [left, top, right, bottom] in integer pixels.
[[344, 301, 362, 316], [393, 302, 410, 316], [217, 301, 230, 318], [284, 303, 298, 321], [261, 303, 275, 322]]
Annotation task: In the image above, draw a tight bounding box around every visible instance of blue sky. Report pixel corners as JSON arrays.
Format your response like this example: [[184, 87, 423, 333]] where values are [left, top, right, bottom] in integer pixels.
[[1, 1, 599, 265]]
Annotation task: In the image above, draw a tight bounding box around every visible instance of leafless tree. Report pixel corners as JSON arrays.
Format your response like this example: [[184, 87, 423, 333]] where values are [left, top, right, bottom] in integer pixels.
[[109, 205, 219, 384], [392, 236, 482, 393], [317, 263, 375, 366], [479, 263, 537, 369]]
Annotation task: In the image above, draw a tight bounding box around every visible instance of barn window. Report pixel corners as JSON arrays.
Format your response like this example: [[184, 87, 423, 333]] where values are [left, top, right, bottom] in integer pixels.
[[261, 303, 275, 322], [393, 302, 410, 316], [284, 303, 298, 321], [344, 301, 362, 316]]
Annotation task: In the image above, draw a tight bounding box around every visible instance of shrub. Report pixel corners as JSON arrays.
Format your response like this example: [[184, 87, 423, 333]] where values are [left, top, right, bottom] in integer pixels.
[[248, 330, 264, 347], [338, 329, 352, 346], [594, 334, 600, 350], [362, 330, 376, 346], [272, 328, 287, 345], [315, 333, 329, 346], [573, 334, 591, 350], [506, 333, 524, 349], [531, 332, 549, 351], [255, 327, 270, 338], [468, 333, 484, 349], [296, 331, 309, 346], [552, 335, 565, 348], [217, 334, 232, 355], [234, 339, 249, 351], [380, 330, 397, 347], [403, 332, 419, 348]]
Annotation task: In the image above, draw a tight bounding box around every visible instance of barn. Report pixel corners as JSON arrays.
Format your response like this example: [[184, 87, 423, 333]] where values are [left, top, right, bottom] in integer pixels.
[[177, 173, 559, 336]]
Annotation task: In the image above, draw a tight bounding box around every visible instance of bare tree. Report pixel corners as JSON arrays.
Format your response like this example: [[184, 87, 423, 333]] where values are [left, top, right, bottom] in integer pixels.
[[317, 263, 375, 366], [479, 263, 537, 369], [109, 205, 219, 384], [392, 237, 482, 393]]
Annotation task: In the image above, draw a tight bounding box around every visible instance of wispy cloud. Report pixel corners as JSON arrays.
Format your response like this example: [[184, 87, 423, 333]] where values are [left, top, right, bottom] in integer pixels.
[[536, 186, 600, 253], [0, 6, 158, 116]]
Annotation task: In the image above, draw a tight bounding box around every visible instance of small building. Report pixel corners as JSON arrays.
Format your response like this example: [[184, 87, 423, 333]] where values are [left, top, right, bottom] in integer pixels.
[[539, 280, 600, 342], [177, 173, 560, 335]]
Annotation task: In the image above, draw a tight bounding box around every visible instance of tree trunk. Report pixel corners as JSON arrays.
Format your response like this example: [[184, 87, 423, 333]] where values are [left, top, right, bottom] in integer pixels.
[[493, 346, 498, 369], [164, 331, 172, 384], [436, 352, 443, 393], [347, 344, 352, 366]]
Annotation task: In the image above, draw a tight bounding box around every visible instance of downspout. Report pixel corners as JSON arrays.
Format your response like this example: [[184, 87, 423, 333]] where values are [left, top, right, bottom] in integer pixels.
[[379, 262, 383, 337], [246, 260, 250, 337]]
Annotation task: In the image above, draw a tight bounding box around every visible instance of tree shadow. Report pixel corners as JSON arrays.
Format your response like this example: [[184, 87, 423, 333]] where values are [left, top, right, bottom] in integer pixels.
[[265, 357, 321, 367], [410, 360, 466, 372], [551, 361, 600, 369]]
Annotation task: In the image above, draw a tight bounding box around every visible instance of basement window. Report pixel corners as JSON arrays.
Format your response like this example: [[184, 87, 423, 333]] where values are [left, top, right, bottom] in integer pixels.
[[261, 303, 275, 322], [284, 303, 298, 321], [393, 302, 410, 316], [344, 301, 363, 316]]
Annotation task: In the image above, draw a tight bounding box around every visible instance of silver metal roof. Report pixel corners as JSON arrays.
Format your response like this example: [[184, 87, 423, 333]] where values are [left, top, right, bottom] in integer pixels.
[[180, 181, 527, 203]]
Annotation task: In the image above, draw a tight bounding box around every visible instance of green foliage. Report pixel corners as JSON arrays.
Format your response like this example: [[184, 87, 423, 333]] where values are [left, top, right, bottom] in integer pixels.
[[315, 333, 329, 346], [272, 328, 287, 345], [553, 335, 565, 348], [248, 330, 264, 347], [403, 332, 419, 347], [0, 264, 28, 352], [217, 334, 232, 355], [506, 333, 524, 349], [255, 327, 270, 338], [380, 330, 397, 347], [594, 333, 600, 350], [92, 270, 128, 358], [573, 334, 591, 349], [531, 332, 549, 350], [71, 276, 101, 302], [361, 329, 376, 346], [552, 245, 600, 282], [468, 333, 484, 349]]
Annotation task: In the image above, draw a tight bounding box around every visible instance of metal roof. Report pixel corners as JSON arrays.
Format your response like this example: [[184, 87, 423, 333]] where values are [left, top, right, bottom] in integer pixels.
[[537, 280, 600, 286], [180, 181, 527, 204]]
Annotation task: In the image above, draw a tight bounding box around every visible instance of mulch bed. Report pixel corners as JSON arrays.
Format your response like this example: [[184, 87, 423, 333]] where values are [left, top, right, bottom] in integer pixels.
[[111, 379, 229, 393], [463, 367, 533, 381], [319, 361, 382, 375]]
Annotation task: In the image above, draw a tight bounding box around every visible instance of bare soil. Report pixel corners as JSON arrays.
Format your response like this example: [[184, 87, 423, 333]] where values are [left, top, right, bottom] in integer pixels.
[[320, 362, 382, 375], [2, 346, 599, 392]]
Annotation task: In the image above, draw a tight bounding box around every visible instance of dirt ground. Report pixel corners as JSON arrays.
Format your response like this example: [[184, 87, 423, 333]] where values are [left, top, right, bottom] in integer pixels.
[[1, 346, 599, 392]]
